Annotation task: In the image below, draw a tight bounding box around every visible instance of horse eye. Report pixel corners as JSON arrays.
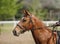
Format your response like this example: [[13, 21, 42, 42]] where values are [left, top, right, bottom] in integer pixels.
[[22, 19, 26, 22]]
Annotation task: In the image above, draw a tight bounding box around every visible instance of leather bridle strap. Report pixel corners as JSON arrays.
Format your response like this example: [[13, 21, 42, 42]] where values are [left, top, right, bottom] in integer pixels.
[[17, 24, 26, 33], [17, 24, 23, 29]]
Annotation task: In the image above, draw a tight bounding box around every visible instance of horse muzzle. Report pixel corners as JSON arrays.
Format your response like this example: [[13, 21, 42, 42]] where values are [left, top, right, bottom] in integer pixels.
[[12, 30, 19, 36]]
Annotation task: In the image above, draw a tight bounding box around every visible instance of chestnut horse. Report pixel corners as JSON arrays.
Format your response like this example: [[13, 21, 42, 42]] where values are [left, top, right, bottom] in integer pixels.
[[13, 10, 57, 44]]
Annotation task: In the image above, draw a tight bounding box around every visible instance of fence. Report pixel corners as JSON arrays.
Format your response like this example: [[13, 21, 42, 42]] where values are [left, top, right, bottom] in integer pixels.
[[0, 21, 58, 27]]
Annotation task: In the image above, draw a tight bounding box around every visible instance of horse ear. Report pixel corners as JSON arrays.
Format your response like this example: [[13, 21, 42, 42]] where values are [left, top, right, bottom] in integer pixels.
[[23, 10, 31, 17]]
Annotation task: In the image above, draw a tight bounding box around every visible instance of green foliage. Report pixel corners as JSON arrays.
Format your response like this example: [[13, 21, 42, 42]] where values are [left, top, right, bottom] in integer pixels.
[[36, 9, 48, 20], [0, 0, 20, 20], [0, 0, 17, 15], [0, 0, 48, 20], [25, 0, 48, 20]]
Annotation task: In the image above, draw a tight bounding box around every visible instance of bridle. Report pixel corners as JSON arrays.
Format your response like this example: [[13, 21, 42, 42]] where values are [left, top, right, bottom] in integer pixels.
[[17, 16, 42, 33], [17, 16, 33, 33]]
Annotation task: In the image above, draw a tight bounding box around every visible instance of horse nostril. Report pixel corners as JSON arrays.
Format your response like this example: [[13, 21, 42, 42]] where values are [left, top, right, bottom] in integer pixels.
[[13, 30, 17, 35]]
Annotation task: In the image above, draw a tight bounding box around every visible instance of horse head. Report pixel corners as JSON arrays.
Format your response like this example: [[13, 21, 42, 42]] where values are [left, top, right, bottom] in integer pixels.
[[13, 10, 37, 36]]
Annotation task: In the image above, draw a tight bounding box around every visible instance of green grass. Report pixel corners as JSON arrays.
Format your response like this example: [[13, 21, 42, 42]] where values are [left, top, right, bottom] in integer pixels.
[[0, 23, 14, 33]]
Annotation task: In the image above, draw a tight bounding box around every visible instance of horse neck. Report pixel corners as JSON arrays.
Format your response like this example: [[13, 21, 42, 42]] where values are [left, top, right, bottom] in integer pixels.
[[33, 18, 51, 32], [33, 17, 45, 29], [31, 29, 40, 44], [31, 17, 51, 44], [31, 20, 43, 44]]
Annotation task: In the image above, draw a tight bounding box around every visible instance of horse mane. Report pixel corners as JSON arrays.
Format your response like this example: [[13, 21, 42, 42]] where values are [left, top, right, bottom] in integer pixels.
[[32, 15, 52, 32], [32, 15, 46, 27]]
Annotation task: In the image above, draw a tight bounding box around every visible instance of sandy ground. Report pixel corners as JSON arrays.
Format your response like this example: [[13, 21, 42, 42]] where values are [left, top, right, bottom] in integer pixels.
[[0, 31, 35, 44]]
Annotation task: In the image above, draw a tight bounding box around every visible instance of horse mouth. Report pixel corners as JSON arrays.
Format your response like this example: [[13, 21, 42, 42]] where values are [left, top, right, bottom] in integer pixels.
[[13, 33, 19, 36], [12, 30, 19, 36]]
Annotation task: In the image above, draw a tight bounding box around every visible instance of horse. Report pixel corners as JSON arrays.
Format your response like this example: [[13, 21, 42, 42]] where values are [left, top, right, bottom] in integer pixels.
[[13, 10, 57, 44]]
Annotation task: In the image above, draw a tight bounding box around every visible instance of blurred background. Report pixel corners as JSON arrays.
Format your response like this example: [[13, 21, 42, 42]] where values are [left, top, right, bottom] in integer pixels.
[[0, 0, 60, 44], [0, 0, 60, 21]]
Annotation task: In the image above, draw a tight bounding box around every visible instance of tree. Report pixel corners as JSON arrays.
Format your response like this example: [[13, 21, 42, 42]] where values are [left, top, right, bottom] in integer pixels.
[[0, 0, 21, 20], [28, 0, 48, 20]]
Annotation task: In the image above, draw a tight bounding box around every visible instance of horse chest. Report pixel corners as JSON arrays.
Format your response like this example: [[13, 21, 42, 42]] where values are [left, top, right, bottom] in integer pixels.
[[32, 30, 51, 42]]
